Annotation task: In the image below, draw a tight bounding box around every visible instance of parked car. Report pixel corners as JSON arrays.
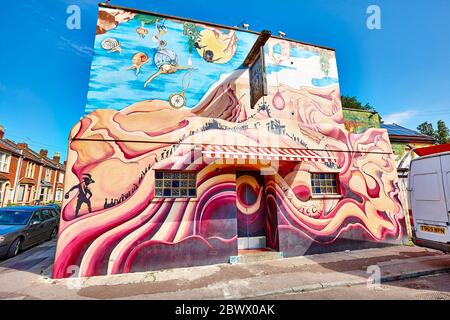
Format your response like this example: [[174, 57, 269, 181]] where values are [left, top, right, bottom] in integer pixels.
[[0, 206, 59, 259], [408, 144, 450, 252]]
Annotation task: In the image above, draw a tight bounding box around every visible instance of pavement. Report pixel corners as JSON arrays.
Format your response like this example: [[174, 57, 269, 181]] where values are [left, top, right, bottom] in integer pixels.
[[260, 273, 450, 300], [0, 240, 449, 300]]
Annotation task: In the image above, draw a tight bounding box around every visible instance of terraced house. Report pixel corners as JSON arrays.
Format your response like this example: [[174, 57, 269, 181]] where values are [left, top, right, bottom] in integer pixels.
[[0, 125, 66, 207]]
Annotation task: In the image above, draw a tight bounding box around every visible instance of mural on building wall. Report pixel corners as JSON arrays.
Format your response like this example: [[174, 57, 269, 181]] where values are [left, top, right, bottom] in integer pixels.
[[53, 7, 405, 278], [343, 109, 381, 134]]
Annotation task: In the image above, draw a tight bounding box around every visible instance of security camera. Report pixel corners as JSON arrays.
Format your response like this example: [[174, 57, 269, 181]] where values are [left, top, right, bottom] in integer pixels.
[[278, 31, 286, 37], [242, 23, 250, 30]]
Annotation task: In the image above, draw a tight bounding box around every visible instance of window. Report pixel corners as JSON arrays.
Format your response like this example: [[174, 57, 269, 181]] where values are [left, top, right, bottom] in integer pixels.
[[58, 172, 64, 183], [311, 173, 340, 195], [39, 188, 46, 201], [25, 162, 35, 178], [30, 212, 43, 224], [0, 152, 11, 173], [45, 168, 51, 182], [49, 209, 58, 218], [0, 210, 32, 225], [55, 189, 63, 201], [40, 209, 52, 221], [155, 171, 197, 198], [0, 182, 3, 204], [17, 185, 25, 202]]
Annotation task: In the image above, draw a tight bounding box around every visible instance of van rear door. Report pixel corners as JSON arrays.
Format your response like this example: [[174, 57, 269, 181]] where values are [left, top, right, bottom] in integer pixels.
[[441, 154, 450, 219], [410, 155, 450, 243]]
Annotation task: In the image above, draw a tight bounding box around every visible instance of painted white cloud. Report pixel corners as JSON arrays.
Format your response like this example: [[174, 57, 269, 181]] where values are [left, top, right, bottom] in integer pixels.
[[382, 110, 418, 125], [266, 55, 338, 89]]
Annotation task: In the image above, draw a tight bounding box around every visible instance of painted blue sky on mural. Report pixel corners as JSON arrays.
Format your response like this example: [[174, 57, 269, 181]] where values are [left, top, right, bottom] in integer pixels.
[[86, 17, 257, 113], [86, 12, 338, 114]]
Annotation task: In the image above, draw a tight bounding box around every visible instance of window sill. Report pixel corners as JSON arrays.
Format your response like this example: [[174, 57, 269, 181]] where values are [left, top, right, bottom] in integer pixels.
[[311, 194, 343, 200]]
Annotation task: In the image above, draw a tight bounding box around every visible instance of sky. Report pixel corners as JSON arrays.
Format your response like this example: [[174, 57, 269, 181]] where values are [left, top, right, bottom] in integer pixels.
[[1, 0, 449, 161]]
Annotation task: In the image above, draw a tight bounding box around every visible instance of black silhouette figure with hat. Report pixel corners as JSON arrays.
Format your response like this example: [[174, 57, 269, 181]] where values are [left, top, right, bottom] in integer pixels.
[[65, 173, 95, 218]]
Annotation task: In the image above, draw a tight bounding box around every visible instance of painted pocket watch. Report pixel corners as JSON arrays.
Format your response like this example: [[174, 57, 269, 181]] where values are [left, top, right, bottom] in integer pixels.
[[168, 68, 194, 109], [169, 91, 186, 109]]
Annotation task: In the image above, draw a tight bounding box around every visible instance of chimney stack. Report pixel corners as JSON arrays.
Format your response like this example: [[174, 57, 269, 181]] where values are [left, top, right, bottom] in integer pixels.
[[0, 125, 4, 139], [17, 143, 28, 149], [39, 149, 48, 157], [53, 152, 61, 164]]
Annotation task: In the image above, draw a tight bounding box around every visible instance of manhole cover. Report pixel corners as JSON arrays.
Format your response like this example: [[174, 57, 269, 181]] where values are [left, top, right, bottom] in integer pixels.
[[415, 292, 450, 300]]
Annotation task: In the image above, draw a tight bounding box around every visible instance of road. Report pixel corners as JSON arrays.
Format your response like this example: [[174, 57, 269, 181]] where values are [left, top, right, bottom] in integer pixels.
[[261, 273, 450, 300]]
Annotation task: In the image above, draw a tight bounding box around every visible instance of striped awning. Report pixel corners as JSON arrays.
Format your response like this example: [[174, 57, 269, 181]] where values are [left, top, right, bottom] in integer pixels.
[[202, 145, 337, 163]]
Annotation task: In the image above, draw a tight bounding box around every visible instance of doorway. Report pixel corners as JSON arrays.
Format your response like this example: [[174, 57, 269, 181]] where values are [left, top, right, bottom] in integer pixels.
[[236, 171, 268, 250]]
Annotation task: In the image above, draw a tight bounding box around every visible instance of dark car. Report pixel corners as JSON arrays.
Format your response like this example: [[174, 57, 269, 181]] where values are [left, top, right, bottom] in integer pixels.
[[0, 206, 59, 259]]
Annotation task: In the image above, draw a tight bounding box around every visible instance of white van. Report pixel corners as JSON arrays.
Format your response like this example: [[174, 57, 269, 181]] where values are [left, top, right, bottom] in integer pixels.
[[408, 149, 450, 252]]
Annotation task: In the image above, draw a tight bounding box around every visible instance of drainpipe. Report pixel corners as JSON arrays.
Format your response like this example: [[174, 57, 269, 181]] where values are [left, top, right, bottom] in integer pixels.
[[36, 160, 44, 203], [51, 169, 57, 202], [11, 150, 24, 204]]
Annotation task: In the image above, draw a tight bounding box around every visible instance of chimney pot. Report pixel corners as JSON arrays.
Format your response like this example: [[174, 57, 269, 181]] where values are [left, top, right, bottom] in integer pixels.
[[53, 152, 61, 163], [17, 143, 28, 149], [39, 149, 48, 157], [0, 125, 4, 139]]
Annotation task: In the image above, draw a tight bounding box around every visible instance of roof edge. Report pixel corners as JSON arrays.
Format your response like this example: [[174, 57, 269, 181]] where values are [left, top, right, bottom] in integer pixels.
[[98, 2, 336, 52]]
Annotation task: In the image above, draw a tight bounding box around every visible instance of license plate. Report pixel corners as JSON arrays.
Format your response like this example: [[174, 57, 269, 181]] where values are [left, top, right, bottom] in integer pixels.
[[420, 225, 446, 234]]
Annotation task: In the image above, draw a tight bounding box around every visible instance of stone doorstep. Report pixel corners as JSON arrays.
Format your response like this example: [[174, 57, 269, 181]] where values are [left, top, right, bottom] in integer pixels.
[[230, 251, 284, 264]]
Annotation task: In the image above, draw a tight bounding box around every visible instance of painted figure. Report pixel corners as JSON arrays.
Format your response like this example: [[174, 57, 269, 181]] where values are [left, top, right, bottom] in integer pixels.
[[144, 40, 192, 87], [155, 19, 167, 36], [195, 28, 237, 64], [64, 173, 95, 218]]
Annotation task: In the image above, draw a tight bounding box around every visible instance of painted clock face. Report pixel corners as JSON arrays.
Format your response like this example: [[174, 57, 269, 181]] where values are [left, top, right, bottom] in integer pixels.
[[169, 93, 186, 109]]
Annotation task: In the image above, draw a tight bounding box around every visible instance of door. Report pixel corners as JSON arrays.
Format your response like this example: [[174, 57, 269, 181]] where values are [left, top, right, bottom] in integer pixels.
[[410, 156, 450, 242], [441, 155, 450, 216], [236, 171, 267, 249], [24, 211, 44, 247], [39, 209, 55, 239]]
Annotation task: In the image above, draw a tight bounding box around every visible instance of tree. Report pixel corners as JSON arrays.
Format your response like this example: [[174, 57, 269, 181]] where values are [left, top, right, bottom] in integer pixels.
[[417, 121, 435, 137], [436, 120, 449, 144], [417, 120, 449, 144], [341, 95, 375, 112]]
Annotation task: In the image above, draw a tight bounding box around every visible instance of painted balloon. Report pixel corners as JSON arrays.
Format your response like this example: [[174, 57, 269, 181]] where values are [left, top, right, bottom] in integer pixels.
[[272, 90, 286, 110], [127, 52, 150, 75]]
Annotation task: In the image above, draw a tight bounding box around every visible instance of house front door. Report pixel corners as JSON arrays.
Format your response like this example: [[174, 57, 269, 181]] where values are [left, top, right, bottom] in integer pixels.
[[236, 171, 267, 249]]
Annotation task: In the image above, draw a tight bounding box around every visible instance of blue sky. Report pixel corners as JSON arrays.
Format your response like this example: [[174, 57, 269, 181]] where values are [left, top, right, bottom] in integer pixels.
[[1, 0, 449, 161]]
